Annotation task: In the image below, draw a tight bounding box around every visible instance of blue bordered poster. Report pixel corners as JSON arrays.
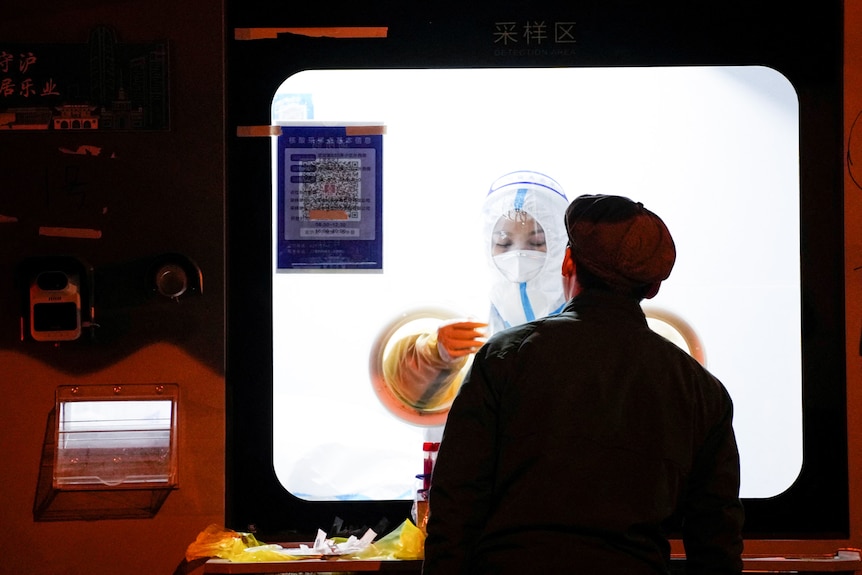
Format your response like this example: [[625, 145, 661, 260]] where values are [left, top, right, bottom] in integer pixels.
[[276, 122, 384, 271]]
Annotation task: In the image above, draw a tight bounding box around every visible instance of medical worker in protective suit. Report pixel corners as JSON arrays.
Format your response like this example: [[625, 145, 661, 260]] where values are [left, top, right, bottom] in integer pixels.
[[382, 170, 570, 412]]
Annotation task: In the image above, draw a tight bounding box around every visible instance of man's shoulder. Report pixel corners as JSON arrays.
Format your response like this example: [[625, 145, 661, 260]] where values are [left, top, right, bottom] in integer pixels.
[[483, 314, 571, 355]]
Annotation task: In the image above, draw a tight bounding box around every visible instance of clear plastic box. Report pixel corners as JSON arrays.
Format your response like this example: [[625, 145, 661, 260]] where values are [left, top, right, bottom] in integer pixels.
[[34, 383, 178, 521]]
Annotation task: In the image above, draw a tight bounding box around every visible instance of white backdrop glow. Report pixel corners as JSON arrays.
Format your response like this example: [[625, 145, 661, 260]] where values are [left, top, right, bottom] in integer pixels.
[[271, 67, 801, 501]]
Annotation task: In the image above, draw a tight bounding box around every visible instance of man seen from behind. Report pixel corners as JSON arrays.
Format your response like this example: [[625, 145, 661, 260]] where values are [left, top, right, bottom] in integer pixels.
[[422, 194, 744, 575]]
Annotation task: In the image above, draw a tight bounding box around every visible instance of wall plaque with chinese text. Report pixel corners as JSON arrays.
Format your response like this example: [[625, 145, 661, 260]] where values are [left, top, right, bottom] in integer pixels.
[[0, 26, 168, 131]]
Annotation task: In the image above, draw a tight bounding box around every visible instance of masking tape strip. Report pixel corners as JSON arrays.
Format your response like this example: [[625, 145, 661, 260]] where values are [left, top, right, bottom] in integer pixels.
[[39, 226, 102, 239], [345, 125, 387, 136], [234, 27, 388, 40], [236, 125, 282, 137], [237, 125, 387, 137]]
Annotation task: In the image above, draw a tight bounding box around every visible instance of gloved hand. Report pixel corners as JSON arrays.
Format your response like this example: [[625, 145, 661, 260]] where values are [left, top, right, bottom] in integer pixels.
[[436, 320, 488, 363]]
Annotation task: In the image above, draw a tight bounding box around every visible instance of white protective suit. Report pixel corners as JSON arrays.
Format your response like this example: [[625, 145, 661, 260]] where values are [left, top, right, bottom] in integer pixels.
[[382, 171, 569, 413], [483, 170, 571, 332]]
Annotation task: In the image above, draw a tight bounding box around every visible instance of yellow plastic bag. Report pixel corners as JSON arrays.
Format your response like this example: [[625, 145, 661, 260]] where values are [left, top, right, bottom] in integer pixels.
[[351, 519, 426, 560], [186, 519, 425, 563], [185, 524, 301, 562]]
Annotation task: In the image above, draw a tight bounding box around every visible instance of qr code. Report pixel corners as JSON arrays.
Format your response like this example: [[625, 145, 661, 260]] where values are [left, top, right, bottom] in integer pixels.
[[298, 157, 362, 221]]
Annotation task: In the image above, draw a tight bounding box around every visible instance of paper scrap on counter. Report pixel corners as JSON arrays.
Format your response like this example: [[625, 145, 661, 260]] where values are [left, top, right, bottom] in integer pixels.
[[282, 527, 378, 556]]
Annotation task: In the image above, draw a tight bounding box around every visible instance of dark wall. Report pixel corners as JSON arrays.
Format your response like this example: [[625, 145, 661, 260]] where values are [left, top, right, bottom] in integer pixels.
[[0, 2, 225, 574]]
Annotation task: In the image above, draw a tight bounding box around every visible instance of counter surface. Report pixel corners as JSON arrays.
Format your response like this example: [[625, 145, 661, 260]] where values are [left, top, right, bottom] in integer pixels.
[[204, 550, 862, 574]]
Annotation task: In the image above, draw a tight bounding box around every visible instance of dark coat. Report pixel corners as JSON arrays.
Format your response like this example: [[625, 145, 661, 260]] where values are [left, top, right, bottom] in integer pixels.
[[423, 289, 744, 575]]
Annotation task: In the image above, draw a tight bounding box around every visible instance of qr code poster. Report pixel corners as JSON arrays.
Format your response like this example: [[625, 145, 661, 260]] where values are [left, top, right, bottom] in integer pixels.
[[276, 124, 383, 271]]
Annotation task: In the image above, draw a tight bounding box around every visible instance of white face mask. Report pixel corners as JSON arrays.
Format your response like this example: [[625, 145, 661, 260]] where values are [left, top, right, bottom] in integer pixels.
[[493, 250, 547, 283]]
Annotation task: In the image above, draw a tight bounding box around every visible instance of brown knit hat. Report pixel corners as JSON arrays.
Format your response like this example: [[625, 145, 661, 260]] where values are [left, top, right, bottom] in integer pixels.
[[564, 194, 676, 290]]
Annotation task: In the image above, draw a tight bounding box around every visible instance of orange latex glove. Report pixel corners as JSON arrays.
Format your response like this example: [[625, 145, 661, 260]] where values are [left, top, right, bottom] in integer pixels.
[[436, 320, 488, 362]]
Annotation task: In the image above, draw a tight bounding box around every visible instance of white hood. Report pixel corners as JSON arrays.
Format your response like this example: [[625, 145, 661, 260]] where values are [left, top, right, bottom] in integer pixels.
[[482, 170, 570, 332]]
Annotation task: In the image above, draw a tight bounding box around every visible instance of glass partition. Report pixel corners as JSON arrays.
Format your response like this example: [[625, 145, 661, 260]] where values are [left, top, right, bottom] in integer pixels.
[[270, 66, 802, 502]]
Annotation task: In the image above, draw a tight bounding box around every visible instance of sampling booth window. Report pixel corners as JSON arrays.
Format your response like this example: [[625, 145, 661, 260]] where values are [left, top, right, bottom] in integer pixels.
[[224, 3, 846, 542]]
